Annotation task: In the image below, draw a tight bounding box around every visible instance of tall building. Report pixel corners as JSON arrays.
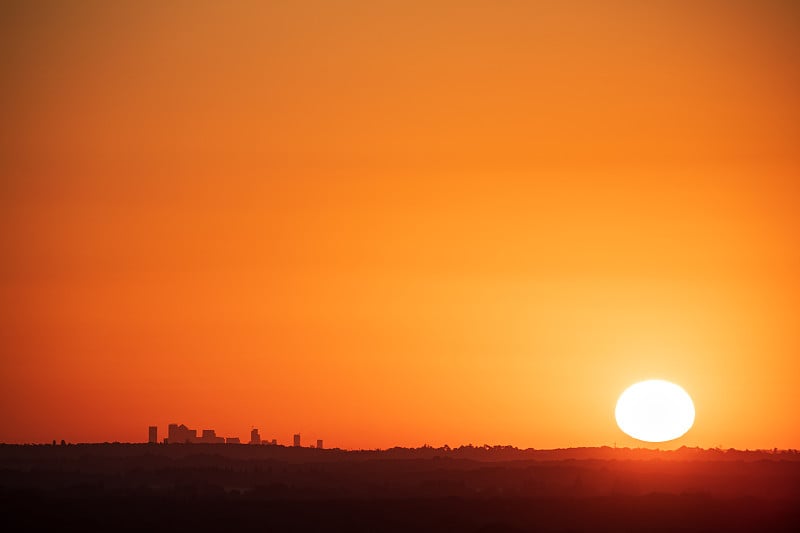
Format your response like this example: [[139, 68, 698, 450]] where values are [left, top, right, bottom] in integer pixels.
[[199, 429, 225, 443], [148, 426, 158, 444], [316, 439, 323, 449], [293, 433, 301, 447], [250, 428, 260, 445], [168, 423, 198, 444]]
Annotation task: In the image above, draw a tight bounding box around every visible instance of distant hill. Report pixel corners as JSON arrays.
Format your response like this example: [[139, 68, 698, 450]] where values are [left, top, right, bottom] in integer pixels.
[[1, 443, 798, 532]]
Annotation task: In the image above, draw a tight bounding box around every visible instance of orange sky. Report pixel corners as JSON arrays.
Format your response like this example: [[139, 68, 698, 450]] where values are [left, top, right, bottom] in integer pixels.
[[1, 1, 799, 449]]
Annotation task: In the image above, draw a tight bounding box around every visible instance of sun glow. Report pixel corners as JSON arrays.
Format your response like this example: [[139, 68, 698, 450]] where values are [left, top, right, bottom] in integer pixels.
[[615, 380, 695, 443]]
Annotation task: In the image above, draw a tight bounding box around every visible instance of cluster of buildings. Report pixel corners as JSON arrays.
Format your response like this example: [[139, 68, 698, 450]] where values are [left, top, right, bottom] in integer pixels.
[[148, 424, 323, 449]]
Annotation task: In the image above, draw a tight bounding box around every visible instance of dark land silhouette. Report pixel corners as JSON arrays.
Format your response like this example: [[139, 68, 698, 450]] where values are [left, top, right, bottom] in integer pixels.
[[1, 443, 798, 532]]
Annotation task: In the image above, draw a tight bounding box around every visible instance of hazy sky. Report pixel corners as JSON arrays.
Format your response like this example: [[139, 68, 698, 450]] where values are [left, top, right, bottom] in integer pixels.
[[1, 1, 799, 449]]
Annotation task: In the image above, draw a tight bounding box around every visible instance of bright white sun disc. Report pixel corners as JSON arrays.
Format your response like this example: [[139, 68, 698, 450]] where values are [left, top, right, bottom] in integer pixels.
[[615, 380, 695, 442]]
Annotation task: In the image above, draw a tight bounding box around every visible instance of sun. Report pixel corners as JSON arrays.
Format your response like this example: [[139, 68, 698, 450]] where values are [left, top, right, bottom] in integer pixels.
[[615, 380, 695, 443]]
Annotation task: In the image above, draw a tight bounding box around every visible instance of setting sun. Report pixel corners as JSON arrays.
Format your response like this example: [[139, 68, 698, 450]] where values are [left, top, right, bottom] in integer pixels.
[[615, 380, 696, 443]]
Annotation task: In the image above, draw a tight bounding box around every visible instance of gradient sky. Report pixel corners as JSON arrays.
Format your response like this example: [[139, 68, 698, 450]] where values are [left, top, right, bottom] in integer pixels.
[[1, 1, 799, 449]]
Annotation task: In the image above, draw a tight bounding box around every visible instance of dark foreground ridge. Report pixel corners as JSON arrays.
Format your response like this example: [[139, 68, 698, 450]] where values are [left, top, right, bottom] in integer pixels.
[[2, 444, 799, 532]]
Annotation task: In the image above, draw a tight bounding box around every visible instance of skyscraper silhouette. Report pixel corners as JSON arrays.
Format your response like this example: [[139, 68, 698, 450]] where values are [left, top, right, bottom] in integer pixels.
[[168, 423, 198, 444]]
